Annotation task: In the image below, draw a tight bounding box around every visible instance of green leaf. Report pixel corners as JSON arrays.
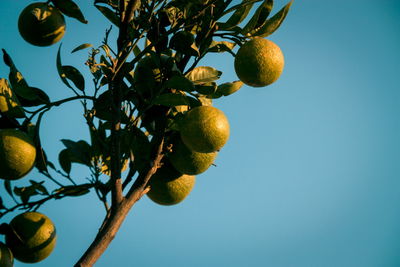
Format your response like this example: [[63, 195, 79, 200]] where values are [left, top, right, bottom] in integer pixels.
[[0, 78, 25, 118], [61, 66, 85, 91], [57, 45, 85, 91], [186, 66, 222, 84], [95, 4, 120, 26], [14, 185, 38, 204], [207, 41, 236, 53], [217, 0, 255, 30], [29, 180, 49, 195], [128, 127, 151, 173], [3, 50, 50, 107], [197, 95, 213, 106], [4, 180, 13, 199], [153, 93, 189, 107], [71, 43, 93, 53], [93, 90, 112, 121], [195, 82, 217, 95], [32, 111, 49, 173], [59, 149, 72, 174], [54, 184, 91, 197], [241, 0, 273, 36], [253, 0, 293, 37], [61, 139, 92, 166], [57, 44, 72, 89], [17, 87, 50, 107], [165, 75, 195, 92], [214, 81, 243, 97], [170, 31, 199, 56], [51, 0, 88, 24]]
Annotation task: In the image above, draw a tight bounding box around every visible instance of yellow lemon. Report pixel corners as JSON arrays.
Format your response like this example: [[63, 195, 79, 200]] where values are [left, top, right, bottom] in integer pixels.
[[180, 106, 230, 153], [6, 212, 57, 263], [234, 38, 284, 87], [0, 129, 36, 180], [147, 160, 195, 206]]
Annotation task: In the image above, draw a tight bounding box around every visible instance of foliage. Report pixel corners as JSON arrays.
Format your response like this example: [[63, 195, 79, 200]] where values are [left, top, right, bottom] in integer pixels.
[[0, 0, 292, 265]]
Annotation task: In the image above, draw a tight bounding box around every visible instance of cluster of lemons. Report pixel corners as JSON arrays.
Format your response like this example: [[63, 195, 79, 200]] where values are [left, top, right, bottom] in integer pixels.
[[0, 4, 64, 264], [0, 1, 285, 264], [0, 130, 56, 265], [142, 40, 284, 206]]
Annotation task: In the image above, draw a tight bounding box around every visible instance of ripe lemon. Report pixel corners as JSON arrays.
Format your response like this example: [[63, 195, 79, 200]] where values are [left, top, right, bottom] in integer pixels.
[[18, 2, 66, 47], [0, 242, 13, 267], [180, 106, 230, 153], [234, 37, 284, 87], [5, 212, 57, 263], [147, 160, 195, 206], [0, 129, 36, 180], [168, 136, 217, 175]]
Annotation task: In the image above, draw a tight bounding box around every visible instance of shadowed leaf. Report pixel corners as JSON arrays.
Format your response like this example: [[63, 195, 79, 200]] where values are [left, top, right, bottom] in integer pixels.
[[51, 0, 88, 23], [253, 0, 293, 37], [242, 0, 273, 36]]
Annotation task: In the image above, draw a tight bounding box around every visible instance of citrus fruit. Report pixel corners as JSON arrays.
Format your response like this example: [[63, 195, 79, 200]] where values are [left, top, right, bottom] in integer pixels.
[[0, 129, 36, 180], [18, 2, 66, 47], [147, 160, 195, 206], [168, 136, 217, 175], [234, 37, 284, 87], [180, 106, 230, 153], [5, 212, 57, 263], [0, 242, 13, 267]]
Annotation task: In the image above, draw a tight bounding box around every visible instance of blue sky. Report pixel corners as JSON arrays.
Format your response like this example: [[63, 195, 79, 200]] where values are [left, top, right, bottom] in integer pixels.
[[1, 0, 400, 266]]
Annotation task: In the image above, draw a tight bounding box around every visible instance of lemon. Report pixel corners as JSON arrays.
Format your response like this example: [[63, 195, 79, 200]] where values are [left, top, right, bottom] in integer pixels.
[[0, 242, 13, 267], [0, 129, 36, 180], [180, 106, 230, 153], [6, 212, 56, 263], [147, 160, 195, 206], [168, 136, 217, 175], [18, 2, 66, 47], [234, 38, 284, 87]]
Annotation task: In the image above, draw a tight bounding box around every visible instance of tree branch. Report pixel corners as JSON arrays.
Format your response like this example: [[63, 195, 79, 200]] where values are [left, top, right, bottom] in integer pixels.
[[74, 136, 165, 267]]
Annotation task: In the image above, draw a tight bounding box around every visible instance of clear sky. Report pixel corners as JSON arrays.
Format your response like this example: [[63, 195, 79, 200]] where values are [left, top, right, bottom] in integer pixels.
[[1, 0, 400, 266]]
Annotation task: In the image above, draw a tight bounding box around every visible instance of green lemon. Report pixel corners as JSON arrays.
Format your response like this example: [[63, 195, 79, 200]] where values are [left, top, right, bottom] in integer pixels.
[[234, 37, 284, 87], [18, 2, 66, 47], [168, 136, 217, 175], [0, 242, 13, 267], [180, 106, 230, 153], [0, 129, 36, 180], [6, 212, 57, 263], [147, 160, 195, 206]]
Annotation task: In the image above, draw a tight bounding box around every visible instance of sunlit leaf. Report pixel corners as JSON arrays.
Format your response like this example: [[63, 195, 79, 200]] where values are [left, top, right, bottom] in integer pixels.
[[207, 41, 236, 54], [71, 43, 93, 53], [186, 67, 222, 84], [0, 78, 25, 118]]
